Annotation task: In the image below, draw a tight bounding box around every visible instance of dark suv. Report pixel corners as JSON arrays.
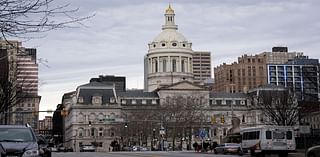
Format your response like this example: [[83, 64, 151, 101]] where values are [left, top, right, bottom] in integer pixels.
[[0, 125, 39, 157]]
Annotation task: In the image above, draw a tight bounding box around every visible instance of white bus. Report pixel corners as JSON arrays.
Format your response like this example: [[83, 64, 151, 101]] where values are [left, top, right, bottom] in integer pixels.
[[240, 126, 296, 157]]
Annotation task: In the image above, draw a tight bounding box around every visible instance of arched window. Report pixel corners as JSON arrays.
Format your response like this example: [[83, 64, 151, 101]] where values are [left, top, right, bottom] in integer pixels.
[[181, 60, 185, 72], [110, 113, 115, 119], [163, 59, 167, 72], [172, 59, 176, 72], [155, 59, 158, 72], [89, 113, 95, 121], [78, 128, 84, 137], [78, 113, 85, 122]]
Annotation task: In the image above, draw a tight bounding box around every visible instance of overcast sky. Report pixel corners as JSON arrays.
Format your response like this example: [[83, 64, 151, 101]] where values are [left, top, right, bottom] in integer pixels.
[[23, 0, 320, 119]]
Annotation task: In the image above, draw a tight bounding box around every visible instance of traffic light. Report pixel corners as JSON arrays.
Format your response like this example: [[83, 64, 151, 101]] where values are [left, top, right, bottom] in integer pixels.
[[221, 115, 225, 123], [124, 122, 128, 128], [32, 110, 38, 116], [60, 107, 68, 117], [211, 116, 216, 124]]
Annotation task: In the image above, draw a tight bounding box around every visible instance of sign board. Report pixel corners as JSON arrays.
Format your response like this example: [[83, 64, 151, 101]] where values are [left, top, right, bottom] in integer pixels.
[[199, 129, 207, 139], [160, 129, 165, 135], [299, 125, 311, 134], [160, 126, 165, 135]]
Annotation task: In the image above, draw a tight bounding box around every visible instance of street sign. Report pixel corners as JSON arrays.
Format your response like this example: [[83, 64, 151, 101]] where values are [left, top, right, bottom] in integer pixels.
[[160, 126, 165, 135], [199, 129, 206, 139]]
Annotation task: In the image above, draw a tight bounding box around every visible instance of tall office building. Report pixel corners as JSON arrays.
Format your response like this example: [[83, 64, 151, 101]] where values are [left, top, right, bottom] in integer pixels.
[[192, 51, 212, 85], [90, 75, 126, 92], [214, 47, 304, 93], [268, 57, 319, 102], [0, 39, 40, 128]]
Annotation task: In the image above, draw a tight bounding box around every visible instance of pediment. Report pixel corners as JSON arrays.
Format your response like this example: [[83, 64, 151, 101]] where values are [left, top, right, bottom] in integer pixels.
[[159, 81, 206, 90]]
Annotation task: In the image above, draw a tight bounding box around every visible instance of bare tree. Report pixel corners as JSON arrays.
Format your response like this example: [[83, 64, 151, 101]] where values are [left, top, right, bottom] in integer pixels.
[[0, 0, 91, 39], [253, 86, 300, 126], [120, 107, 158, 147], [157, 96, 203, 150]]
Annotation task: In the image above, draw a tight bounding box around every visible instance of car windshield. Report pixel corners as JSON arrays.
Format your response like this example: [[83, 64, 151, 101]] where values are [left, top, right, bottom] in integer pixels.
[[0, 128, 34, 142]]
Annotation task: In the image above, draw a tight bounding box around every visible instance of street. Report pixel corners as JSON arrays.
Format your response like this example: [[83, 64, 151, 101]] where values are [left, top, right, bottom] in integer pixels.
[[52, 151, 304, 157]]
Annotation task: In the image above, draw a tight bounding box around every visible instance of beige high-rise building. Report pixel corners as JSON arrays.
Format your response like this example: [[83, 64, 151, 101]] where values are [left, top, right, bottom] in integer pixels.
[[192, 51, 212, 85], [214, 47, 303, 93], [0, 39, 40, 128]]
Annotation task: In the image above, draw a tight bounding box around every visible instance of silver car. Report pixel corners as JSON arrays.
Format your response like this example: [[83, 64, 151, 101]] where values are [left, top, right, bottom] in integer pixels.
[[80, 144, 96, 152], [214, 143, 243, 155]]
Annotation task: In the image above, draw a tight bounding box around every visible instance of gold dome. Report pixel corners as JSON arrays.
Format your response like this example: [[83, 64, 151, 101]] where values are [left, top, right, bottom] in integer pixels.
[[165, 4, 174, 14]]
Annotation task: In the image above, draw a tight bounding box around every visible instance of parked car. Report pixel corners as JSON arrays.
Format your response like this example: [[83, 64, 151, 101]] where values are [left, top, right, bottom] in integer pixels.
[[0, 124, 40, 157], [307, 145, 320, 157], [50, 147, 58, 152], [214, 143, 243, 155], [122, 146, 133, 151], [132, 146, 148, 151], [132, 146, 140, 151], [80, 144, 96, 152], [58, 145, 66, 152], [36, 134, 52, 157]]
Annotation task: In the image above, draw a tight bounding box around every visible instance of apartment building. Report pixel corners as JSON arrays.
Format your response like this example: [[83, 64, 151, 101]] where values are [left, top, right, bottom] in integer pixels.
[[268, 57, 319, 101], [192, 51, 212, 85], [214, 47, 304, 93]]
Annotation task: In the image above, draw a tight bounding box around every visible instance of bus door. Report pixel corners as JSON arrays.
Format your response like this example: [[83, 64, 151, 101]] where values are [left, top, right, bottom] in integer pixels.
[[271, 129, 287, 150]]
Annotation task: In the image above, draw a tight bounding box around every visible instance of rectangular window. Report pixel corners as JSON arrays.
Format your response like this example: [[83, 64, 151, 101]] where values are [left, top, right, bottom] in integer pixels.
[[266, 131, 272, 139], [142, 100, 147, 104], [163, 59, 167, 72], [152, 99, 157, 104], [110, 97, 115, 103], [286, 131, 292, 140]]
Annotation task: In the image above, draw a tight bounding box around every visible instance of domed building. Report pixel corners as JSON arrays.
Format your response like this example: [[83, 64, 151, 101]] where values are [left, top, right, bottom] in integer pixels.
[[144, 4, 195, 92]]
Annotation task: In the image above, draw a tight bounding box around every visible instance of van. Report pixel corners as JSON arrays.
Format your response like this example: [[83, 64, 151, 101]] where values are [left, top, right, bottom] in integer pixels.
[[240, 126, 296, 157]]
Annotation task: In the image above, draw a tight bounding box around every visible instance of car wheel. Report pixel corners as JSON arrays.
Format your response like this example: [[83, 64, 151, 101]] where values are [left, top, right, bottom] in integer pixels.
[[250, 148, 256, 157], [278, 152, 288, 157], [214, 149, 218, 154], [308, 153, 315, 157], [238, 149, 243, 156], [223, 149, 227, 154]]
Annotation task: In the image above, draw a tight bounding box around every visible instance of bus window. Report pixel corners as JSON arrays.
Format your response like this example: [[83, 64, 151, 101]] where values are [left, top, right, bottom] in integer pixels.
[[286, 131, 292, 140], [273, 131, 285, 139], [266, 131, 272, 139], [256, 131, 260, 139]]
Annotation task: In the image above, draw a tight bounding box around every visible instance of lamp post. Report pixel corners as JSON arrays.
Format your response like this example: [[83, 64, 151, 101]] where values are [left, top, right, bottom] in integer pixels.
[[152, 128, 156, 151], [159, 126, 165, 151]]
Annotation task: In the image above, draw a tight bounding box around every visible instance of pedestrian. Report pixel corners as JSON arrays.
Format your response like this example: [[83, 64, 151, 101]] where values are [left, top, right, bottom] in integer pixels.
[[192, 142, 198, 152]]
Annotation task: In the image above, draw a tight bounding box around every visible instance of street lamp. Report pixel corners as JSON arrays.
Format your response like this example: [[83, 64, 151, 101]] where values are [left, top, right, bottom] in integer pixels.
[[152, 128, 156, 151]]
